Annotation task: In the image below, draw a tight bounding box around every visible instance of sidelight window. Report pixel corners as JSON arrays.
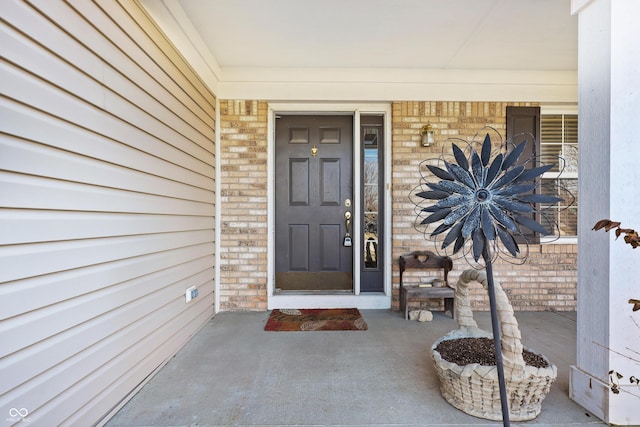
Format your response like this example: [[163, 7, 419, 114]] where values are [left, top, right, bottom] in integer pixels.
[[360, 114, 385, 292], [363, 128, 379, 269]]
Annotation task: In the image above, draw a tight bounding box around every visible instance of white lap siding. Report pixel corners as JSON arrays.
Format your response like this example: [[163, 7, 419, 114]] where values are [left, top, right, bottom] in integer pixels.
[[1, 1, 215, 425]]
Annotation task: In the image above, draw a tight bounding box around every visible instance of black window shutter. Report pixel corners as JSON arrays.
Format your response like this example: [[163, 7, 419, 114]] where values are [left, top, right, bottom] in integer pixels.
[[506, 106, 541, 244]]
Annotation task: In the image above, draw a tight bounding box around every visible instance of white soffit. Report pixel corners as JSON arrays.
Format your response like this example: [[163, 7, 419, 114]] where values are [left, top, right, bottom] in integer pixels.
[[142, 0, 578, 101]]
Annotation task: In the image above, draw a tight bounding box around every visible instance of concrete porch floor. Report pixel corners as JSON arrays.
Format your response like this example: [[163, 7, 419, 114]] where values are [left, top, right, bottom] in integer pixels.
[[106, 310, 605, 427]]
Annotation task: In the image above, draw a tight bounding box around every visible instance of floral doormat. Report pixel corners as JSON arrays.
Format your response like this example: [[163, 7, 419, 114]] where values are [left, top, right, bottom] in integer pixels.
[[264, 308, 368, 331]]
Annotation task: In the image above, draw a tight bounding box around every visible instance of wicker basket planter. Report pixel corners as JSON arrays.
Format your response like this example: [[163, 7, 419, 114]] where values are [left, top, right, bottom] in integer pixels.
[[431, 269, 557, 421]]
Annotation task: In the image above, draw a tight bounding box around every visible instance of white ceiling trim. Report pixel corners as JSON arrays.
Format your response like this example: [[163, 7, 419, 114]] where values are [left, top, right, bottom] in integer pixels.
[[141, 0, 222, 92], [222, 68, 576, 84], [216, 79, 576, 102]]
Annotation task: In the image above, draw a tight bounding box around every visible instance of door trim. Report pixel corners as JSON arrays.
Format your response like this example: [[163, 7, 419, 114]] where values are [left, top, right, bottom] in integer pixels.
[[267, 103, 392, 309]]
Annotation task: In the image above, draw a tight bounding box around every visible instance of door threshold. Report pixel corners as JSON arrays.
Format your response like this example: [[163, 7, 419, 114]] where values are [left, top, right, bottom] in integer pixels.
[[268, 293, 391, 310], [274, 289, 355, 296]]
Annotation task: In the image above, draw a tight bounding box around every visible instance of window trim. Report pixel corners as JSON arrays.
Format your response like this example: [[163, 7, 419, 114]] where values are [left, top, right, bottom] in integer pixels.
[[541, 236, 577, 244]]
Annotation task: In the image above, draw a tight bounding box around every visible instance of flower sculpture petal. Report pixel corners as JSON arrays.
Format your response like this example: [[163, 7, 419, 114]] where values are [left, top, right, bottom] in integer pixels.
[[414, 131, 563, 263]]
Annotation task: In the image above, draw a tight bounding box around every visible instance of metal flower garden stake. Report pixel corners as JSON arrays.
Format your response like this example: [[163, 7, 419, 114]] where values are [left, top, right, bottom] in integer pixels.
[[414, 132, 562, 427]]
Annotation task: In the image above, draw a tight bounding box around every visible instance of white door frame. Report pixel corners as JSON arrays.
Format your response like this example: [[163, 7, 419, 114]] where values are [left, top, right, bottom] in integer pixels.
[[267, 103, 392, 309]]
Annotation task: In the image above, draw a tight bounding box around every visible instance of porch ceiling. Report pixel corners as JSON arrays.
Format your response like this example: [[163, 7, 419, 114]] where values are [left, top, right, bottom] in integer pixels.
[[157, 0, 576, 73]]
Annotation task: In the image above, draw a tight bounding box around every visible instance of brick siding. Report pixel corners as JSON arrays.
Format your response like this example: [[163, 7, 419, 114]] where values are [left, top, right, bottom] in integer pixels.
[[391, 101, 577, 312], [219, 100, 269, 310], [217, 100, 577, 312]]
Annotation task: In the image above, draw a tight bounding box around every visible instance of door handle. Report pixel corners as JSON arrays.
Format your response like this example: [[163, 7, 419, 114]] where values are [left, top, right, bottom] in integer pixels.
[[344, 211, 352, 235], [343, 211, 352, 247]]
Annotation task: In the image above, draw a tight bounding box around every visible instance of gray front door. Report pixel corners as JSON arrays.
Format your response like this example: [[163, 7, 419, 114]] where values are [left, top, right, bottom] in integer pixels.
[[275, 115, 353, 291]]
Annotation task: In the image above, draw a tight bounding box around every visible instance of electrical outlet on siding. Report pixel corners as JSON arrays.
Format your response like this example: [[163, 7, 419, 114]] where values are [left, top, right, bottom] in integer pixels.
[[185, 286, 198, 303]]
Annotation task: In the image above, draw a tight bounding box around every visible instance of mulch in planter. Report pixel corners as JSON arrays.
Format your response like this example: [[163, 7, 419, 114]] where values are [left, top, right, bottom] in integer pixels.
[[434, 337, 549, 368]]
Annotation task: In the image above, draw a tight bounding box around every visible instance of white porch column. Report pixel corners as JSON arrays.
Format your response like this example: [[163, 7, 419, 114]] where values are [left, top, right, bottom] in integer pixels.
[[570, 0, 640, 424]]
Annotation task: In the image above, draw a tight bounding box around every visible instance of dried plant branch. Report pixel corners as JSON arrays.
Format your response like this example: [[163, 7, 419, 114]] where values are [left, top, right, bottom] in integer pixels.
[[593, 219, 640, 249], [593, 220, 639, 312], [592, 220, 639, 395]]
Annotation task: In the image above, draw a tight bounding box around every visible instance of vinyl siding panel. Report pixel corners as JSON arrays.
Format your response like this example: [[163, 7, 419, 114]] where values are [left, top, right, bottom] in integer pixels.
[[0, 0, 216, 425]]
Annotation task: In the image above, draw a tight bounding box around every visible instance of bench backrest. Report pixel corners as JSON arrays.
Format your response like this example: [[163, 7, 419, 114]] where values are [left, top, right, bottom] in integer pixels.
[[399, 250, 453, 283]]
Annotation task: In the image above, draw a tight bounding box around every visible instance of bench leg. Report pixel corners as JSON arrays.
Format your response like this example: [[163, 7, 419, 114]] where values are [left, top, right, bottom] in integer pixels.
[[401, 291, 409, 320], [444, 297, 454, 319]]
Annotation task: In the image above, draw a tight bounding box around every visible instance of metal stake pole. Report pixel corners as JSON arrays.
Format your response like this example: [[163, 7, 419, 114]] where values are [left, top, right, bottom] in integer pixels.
[[483, 242, 510, 427]]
